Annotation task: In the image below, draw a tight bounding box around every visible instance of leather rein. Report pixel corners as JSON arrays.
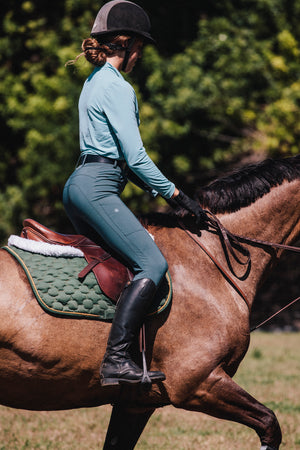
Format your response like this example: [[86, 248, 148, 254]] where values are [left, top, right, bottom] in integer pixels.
[[179, 212, 300, 332]]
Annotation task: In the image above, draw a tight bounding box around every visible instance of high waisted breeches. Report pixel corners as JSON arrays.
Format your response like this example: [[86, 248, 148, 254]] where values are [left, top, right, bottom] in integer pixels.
[[63, 162, 168, 287]]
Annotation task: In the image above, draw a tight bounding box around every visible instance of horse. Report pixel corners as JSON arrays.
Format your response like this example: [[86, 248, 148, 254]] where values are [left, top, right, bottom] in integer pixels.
[[0, 155, 299, 450]]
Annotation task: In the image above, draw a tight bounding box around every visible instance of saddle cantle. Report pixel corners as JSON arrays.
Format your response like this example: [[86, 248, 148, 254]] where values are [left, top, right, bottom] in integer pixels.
[[21, 219, 133, 302]]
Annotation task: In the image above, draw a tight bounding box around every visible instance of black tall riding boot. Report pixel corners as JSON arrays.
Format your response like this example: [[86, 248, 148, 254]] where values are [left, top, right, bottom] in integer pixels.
[[99, 278, 166, 386]]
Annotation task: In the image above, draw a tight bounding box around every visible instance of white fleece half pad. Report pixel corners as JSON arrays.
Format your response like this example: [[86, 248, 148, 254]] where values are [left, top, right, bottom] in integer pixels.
[[8, 235, 84, 258]]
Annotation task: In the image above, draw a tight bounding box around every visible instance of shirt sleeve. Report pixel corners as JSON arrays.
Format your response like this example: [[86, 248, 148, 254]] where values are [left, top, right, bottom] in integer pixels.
[[101, 80, 175, 199]]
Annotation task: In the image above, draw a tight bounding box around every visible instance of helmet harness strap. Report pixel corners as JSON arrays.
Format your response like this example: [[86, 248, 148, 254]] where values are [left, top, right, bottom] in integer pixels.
[[121, 37, 136, 71], [91, 37, 136, 72]]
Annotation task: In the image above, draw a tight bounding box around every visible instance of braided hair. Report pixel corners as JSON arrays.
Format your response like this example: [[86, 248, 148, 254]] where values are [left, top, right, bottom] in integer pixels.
[[66, 35, 131, 67]]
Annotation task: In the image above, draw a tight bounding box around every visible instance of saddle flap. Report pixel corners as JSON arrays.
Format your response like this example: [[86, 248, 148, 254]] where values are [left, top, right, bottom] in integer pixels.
[[21, 219, 132, 302]]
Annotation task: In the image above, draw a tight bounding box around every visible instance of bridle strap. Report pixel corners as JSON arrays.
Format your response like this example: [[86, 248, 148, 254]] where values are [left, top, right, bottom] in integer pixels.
[[178, 211, 300, 330], [250, 296, 300, 332], [204, 212, 251, 280], [205, 210, 300, 255], [179, 221, 251, 312]]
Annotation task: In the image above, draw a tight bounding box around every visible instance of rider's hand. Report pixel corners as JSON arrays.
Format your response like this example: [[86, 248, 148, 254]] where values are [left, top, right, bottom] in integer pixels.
[[168, 189, 208, 226]]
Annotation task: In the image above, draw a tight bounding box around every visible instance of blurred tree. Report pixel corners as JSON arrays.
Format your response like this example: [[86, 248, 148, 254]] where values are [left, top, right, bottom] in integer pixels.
[[0, 0, 100, 239], [139, 1, 300, 194], [1, 0, 300, 243]]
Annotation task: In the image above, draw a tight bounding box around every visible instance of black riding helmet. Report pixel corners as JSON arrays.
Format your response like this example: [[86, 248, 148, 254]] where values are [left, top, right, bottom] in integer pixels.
[[90, 0, 155, 70]]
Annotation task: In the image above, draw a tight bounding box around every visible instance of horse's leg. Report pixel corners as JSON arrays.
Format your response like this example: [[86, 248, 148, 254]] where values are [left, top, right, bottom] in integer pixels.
[[103, 403, 155, 450], [177, 368, 281, 449]]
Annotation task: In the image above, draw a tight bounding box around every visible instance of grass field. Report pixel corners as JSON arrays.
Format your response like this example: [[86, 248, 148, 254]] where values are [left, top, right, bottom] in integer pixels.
[[0, 332, 299, 449]]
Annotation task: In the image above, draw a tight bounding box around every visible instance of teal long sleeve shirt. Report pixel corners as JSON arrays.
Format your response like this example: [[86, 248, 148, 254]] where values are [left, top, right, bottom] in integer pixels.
[[79, 62, 175, 199]]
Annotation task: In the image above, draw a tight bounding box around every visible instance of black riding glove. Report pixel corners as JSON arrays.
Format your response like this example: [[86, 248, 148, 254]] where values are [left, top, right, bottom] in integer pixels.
[[169, 189, 208, 225]]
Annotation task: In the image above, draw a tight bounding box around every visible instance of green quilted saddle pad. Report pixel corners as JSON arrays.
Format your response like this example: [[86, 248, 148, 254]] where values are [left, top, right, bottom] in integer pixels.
[[3, 246, 172, 321]]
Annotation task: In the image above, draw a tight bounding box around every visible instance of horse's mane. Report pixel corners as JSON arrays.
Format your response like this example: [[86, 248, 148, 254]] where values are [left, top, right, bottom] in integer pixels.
[[142, 155, 300, 228], [197, 155, 300, 214]]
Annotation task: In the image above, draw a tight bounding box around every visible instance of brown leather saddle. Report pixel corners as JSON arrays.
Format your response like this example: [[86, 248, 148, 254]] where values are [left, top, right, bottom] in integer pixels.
[[21, 219, 133, 302]]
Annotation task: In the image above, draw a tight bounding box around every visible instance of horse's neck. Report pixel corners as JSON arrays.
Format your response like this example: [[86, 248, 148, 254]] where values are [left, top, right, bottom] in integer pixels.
[[223, 180, 300, 246], [219, 180, 300, 301]]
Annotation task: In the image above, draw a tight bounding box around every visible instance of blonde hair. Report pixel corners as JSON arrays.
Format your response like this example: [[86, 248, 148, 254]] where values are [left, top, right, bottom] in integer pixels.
[[66, 35, 131, 67]]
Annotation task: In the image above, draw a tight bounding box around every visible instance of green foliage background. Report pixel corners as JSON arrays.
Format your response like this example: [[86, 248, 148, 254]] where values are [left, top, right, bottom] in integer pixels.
[[1, 0, 300, 241]]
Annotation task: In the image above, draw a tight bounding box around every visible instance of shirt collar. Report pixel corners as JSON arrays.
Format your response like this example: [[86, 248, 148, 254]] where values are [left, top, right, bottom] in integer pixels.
[[105, 61, 124, 79]]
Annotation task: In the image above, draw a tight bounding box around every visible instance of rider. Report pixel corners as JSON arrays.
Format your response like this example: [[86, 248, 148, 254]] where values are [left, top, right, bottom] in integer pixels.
[[63, 0, 207, 386]]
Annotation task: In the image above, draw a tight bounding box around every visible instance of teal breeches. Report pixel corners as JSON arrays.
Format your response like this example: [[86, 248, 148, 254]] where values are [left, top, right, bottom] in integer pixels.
[[63, 162, 168, 286]]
